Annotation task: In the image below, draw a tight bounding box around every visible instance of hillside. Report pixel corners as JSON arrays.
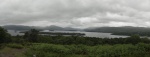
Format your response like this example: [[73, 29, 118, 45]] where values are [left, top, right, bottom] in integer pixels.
[[1, 25, 79, 31], [84, 26, 150, 36]]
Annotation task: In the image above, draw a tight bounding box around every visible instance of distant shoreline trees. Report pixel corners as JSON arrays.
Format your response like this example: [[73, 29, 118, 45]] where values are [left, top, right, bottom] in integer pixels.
[[1, 26, 150, 57], [0, 27, 150, 45], [23, 29, 39, 42]]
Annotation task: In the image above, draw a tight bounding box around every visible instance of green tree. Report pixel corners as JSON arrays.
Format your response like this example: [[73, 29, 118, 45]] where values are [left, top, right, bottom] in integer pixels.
[[0, 27, 11, 43], [24, 29, 39, 42], [126, 34, 141, 44]]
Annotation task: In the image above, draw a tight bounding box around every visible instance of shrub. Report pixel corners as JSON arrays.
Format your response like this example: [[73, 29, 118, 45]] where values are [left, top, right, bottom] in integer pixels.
[[7, 43, 24, 49], [25, 43, 150, 57]]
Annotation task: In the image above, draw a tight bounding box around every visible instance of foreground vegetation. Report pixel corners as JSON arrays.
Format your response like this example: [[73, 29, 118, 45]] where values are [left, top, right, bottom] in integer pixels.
[[1, 43, 150, 57], [1, 27, 150, 57], [25, 43, 150, 57]]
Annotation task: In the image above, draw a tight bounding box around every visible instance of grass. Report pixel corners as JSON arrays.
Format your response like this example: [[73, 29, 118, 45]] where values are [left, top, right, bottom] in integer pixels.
[[0, 47, 26, 57], [6, 43, 24, 49]]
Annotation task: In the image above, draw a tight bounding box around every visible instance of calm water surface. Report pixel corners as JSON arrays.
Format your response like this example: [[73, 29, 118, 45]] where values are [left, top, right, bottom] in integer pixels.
[[7, 30, 129, 38], [49, 31, 129, 38]]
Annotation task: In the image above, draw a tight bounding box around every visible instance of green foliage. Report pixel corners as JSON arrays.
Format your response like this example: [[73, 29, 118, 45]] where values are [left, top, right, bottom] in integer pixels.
[[25, 44, 69, 57], [0, 44, 4, 49], [0, 27, 11, 43], [37, 35, 53, 43], [126, 35, 141, 44], [23, 29, 39, 42], [7, 43, 24, 49], [27, 35, 150, 45], [25, 43, 150, 57], [65, 44, 89, 54], [11, 36, 26, 44]]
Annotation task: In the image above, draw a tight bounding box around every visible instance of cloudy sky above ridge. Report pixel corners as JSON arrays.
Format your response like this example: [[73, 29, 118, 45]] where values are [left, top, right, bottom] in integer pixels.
[[0, 0, 150, 28]]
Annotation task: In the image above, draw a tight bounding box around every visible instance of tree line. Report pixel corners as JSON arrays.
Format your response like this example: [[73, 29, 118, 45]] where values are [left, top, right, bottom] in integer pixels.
[[1, 27, 150, 46], [1, 27, 150, 57]]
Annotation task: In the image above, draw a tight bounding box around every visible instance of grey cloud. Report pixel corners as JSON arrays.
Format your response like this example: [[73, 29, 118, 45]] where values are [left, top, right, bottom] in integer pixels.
[[0, 0, 150, 28]]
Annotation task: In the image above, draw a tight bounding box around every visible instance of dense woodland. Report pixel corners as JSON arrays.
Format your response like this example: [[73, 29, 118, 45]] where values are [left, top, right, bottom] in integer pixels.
[[1, 27, 150, 57]]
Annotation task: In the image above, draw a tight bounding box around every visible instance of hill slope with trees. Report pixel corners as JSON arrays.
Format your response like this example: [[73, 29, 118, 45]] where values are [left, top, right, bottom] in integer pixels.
[[84, 26, 150, 36]]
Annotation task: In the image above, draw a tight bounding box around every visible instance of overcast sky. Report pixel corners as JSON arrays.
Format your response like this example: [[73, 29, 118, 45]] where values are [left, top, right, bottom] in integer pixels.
[[0, 0, 150, 28]]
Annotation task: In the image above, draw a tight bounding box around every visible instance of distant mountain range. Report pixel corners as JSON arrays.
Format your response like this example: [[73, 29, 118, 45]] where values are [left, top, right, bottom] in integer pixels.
[[1, 25, 79, 31], [84, 26, 150, 32], [84, 26, 150, 36], [2, 25, 150, 36]]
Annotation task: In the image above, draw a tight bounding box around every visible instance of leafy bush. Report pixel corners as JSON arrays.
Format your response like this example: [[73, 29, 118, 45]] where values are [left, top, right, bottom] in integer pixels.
[[7, 43, 24, 49], [25, 43, 150, 57], [0, 44, 3, 49]]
